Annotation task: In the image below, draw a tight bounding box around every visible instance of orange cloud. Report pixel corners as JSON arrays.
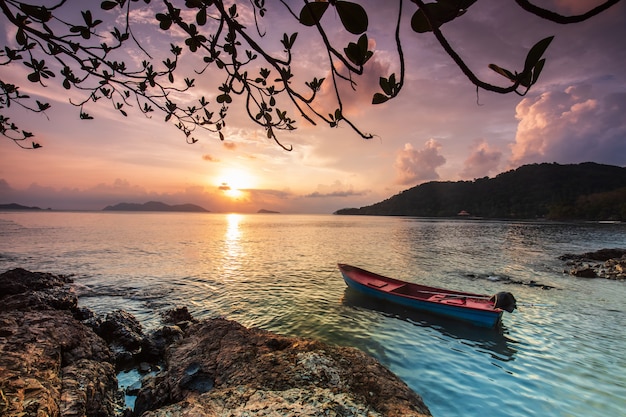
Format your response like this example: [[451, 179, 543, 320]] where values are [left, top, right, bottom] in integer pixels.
[[510, 85, 626, 167], [394, 140, 446, 185], [460, 140, 503, 179]]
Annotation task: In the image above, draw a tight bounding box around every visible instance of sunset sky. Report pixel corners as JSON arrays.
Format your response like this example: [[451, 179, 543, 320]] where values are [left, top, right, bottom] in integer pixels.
[[1, 0, 625, 213]]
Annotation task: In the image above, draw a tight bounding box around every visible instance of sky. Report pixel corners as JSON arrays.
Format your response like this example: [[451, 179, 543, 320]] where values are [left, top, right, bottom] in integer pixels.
[[1, 0, 625, 213]]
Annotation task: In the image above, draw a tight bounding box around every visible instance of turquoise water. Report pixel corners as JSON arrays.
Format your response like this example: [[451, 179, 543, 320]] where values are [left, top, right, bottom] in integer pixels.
[[1, 212, 624, 417]]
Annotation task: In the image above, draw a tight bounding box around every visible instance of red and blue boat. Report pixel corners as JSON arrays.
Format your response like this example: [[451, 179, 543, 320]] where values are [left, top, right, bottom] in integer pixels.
[[338, 263, 516, 328]]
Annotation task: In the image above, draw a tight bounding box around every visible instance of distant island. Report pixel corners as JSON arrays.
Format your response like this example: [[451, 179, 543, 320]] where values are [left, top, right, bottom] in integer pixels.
[[0, 203, 45, 211], [257, 209, 279, 214], [103, 201, 209, 213], [335, 162, 626, 221]]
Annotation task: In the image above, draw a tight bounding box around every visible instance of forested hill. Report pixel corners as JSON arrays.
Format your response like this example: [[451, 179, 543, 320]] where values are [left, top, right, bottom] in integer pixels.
[[335, 163, 626, 221]]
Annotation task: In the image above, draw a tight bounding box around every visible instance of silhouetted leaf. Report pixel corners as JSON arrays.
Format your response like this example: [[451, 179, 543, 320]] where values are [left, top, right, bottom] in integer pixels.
[[16, 28, 27, 46], [372, 93, 389, 104], [299, 2, 329, 26], [488, 64, 515, 82], [196, 8, 207, 26], [27, 72, 40, 83], [411, 2, 461, 33], [101, 1, 118, 10], [532, 58, 546, 85], [524, 36, 554, 73], [156, 13, 172, 30], [335, 1, 368, 35]]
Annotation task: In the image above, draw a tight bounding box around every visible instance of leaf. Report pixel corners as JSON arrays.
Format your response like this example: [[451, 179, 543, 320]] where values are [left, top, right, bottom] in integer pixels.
[[372, 93, 389, 104], [196, 8, 207, 26], [27, 72, 40, 83], [16, 28, 27, 46], [335, 1, 368, 35], [379, 76, 391, 95], [299, 2, 329, 26], [101, 1, 118, 10], [523, 36, 554, 74], [488, 64, 515, 82], [531, 58, 546, 85], [156, 13, 172, 30], [217, 94, 232, 104], [410, 2, 460, 33]]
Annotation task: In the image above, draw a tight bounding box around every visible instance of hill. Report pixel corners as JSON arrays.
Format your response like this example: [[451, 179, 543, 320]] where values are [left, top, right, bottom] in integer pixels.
[[103, 201, 209, 213], [334, 163, 626, 221], [0, 203, 44, 211]]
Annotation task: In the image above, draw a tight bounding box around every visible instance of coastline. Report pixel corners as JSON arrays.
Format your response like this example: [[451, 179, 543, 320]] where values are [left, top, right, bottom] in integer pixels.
[[0, 268, 431, 417]]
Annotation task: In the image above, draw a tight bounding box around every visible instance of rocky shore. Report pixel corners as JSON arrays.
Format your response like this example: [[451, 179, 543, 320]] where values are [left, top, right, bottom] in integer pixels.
[[560, 248, 626, 280], [0, 268, 431, 417]]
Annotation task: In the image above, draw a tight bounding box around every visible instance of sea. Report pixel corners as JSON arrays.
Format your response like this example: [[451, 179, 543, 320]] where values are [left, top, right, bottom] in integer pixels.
[[0, 211, 624, 417]]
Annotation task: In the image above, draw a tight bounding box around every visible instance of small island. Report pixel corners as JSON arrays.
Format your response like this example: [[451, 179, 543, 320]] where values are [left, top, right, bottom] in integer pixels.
[[0, 203, 45, 211], [103, 201, 209, 213], [257, 209, 280, 214]]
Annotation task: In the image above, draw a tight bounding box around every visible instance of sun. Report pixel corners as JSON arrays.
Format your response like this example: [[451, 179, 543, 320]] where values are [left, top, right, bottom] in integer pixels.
[[216, 168, 255, 199]]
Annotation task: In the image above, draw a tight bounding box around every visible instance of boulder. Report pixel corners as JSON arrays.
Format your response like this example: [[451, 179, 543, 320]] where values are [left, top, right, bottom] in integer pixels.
[[0, 269, 122, 417], [134, 318, 431, 417], [561, 248, 626, 280]]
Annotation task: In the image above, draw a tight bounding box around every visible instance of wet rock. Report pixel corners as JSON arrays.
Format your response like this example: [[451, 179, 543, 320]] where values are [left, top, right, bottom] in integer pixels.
[[161, 306, 196, 326], [139, 325, 184, 363], [97, 310, 144, 352], [134, 318, 431, 417], [570, 266, 598, 278], [560, 248, 626, 280], [0, 269, 122, 416], [0, 267, 77, 312]]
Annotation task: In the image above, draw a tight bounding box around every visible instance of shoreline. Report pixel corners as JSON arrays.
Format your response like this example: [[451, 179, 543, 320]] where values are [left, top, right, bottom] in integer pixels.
[[0, 268, 432, 417]]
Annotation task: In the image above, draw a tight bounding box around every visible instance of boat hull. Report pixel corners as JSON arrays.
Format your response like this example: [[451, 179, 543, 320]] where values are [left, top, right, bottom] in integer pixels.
[[339, 264, 503, 328]]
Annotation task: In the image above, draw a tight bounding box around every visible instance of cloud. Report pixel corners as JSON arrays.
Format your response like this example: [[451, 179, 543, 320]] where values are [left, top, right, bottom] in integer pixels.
[[303, 180, 369, 198], [509, 85, 626, 167], [305, 190, 367, 198], [202, 154, 219, 162], [460, 139, 503, 179], [394, 140, 446, 185]]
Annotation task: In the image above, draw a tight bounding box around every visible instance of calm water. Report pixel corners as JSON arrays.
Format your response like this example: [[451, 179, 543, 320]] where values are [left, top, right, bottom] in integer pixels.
[[1, 212, 624, 417]]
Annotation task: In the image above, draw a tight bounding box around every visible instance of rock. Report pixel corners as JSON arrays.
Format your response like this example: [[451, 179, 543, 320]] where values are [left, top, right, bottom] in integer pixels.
[[570, 266, 598, 278], [134, 318, 431, 417], [0, 269, 122, 417], [97, 310, 144, 352], [560, 249, 626, 280], [1, 269, 432, 417], [139, 325, 184, 363], [0, 267, 77, 312], [161, 306, 196, 325]]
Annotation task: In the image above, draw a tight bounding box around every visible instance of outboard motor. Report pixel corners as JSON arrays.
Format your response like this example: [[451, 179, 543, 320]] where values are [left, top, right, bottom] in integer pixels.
[[490, 292, 517, 313]]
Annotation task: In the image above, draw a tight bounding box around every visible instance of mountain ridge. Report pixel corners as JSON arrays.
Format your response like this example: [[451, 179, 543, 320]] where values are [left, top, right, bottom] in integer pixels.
[[335, 162, 626, 221], [102, 201, 209, 213]]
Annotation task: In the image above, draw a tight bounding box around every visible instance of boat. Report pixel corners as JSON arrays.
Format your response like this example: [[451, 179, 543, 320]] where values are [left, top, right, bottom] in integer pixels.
[[338, 263, 516, 328]]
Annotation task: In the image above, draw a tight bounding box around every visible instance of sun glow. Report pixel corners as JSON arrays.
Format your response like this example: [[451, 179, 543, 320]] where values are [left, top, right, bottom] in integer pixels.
[[216, 168, 255, 199]]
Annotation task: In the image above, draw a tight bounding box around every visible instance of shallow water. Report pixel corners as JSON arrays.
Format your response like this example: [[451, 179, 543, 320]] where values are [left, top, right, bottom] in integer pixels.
[[1, 212, 624, 417]]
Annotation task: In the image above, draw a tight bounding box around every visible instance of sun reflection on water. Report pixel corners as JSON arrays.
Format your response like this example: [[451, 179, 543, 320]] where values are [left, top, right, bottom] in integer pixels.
[[223, 214, 244, 273]]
